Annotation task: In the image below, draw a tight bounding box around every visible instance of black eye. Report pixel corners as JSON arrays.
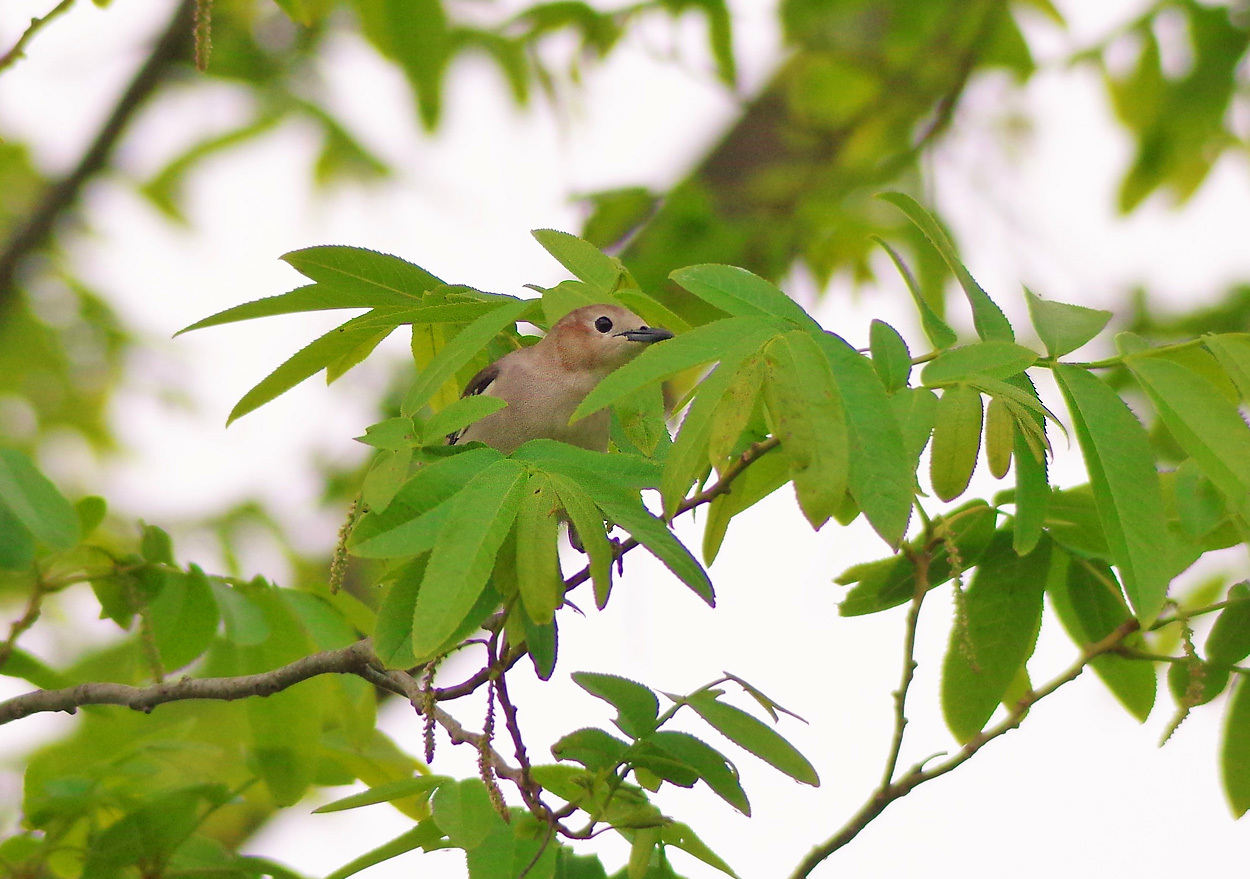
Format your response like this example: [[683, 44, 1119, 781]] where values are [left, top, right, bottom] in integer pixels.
[[594, 316, 613, 334]]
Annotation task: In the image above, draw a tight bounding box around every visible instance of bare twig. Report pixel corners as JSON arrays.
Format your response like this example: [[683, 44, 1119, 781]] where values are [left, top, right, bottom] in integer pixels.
[[0, 0, 196, 303], [880, 544, 929, 789], [0, 579, 47, 672], [787, 618, 1142, 879], [0, 0, 76, 75]]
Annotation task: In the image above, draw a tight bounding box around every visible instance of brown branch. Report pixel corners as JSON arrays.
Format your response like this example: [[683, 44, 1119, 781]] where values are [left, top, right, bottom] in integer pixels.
[[0, 579, 47, 672], [879, 544, 929, 789], [0, 0, 196, 303], [0, 638, 377, 725], [0, 0, 76, 74], [787, 618, 1142, 879]]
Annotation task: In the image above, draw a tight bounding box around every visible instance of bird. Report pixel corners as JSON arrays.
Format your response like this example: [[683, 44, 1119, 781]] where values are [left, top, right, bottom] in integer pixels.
[[449, 304, 673, 454]]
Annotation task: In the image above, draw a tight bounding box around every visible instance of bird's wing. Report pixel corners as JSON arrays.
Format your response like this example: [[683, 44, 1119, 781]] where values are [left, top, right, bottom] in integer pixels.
[[446, 360, 501, 445]]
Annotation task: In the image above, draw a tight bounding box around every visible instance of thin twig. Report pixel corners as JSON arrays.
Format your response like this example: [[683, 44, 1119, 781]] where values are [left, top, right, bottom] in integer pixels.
[[0, 0, 76, 75], [787, 618, 1141, 879], [880, 544, 929, 789], [0, 579, 47, 672]]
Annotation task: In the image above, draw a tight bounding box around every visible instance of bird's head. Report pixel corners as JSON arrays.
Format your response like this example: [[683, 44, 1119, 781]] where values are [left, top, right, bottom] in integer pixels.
[[545, 304, 674, 375]]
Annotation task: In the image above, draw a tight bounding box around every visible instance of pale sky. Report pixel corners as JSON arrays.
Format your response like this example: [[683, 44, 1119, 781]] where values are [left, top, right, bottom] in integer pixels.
[[1, 1, 1248, 877]]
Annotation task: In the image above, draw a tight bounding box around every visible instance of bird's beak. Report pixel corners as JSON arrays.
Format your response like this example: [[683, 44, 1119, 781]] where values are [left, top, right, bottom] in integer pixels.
[[619, 327, 674, 343]]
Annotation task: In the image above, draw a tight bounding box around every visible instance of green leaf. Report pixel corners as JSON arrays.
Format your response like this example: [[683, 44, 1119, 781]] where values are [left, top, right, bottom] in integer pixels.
[[410, 459, 527, 657], [314, 776, 450, 813], [649, 731, 749, 815], [324, 821, 447, 879], [361, 447, 412, 513], [660, 339, 768, 517], [816, 333, 915, 546], [551, 727, 630, 771], [572, 672, 660, 739], [516, 473, 562, 625], [1007, 375, 1050, 555], [148, 566, 220, 671], [0, 449, 78, 551], [702, 448, 788, 565], [706, 353, 763, 465], [1024, 287, 1111, 358], [660, 822, 739, 878], [1222, 676, 1250, 817], [686, 691, 818, 785], [941, 532, 1049, 743], [372, 555, 426, 667], [522, 614, 558, 681], [984, 397, 1013, 479], [1127, 355, 1250, 519], [350, 447, 502, 558], [401, 298, 533, 416], [1054, 363, 1172, 623], [1204, 333, 1250, 401], [762, 331, 849, 529], [669, 264, 820, 330], [878, 192, 1014, 342], [431, 779, 501, 850], [354, 0, 452, 130], [839, 500, 997, 616], [532, 229, 624, 296], [872, 236, 958, 349], [281, 248, 431, 309], [929, 383, 983, 502], [591, 489, 714, 606], [548, 474, 613, 609], [421, 394, 508, 444], [227, 309, 405, 424], [869, 319, 912, 392], [573, 316, 783, 422], [921, 341, 1037, 385], [1047, 552, 1155, 721], [1207, 582, 1250, 666], [512, 440, 662, 493]]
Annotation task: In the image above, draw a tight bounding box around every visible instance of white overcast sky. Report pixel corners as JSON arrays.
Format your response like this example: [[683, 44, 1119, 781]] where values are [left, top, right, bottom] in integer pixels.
[[2, 1, 1249, 877]]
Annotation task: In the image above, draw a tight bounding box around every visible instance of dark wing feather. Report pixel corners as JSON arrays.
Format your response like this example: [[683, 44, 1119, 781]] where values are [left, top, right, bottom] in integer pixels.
[[447, 361, 500, 445]]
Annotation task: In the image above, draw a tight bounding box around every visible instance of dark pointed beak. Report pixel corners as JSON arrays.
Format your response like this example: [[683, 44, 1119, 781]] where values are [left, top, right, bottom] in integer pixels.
[[619, 326, 674, 343]]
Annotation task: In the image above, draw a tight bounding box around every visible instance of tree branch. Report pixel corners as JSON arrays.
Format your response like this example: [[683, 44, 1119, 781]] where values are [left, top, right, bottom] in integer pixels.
[[788, 618, 1142, 879], [0, 0, 76, 75], [0, 638, 377, 725], [0, 0, 195, 304]]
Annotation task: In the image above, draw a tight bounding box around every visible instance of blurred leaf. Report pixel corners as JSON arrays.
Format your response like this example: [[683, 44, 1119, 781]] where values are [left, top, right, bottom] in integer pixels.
[[984, 397, 1013, 479], [323, 821, 447, 879], [0, 449, 78, 551], [354, 0, 453, 130], [314, 776, 450, 813], [1224, 676, 1250, 818], [1207, 582, 1250, 667]]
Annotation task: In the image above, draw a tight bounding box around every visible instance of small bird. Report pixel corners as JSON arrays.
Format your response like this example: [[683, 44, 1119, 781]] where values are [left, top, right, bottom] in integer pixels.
[[450, 304, 673, 454]]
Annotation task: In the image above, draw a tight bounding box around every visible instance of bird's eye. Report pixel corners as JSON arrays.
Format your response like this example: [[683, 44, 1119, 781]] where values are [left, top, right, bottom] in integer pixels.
[[594, 316, 613, 334]]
